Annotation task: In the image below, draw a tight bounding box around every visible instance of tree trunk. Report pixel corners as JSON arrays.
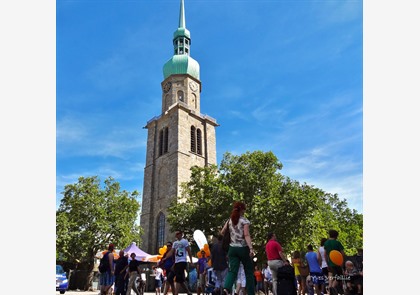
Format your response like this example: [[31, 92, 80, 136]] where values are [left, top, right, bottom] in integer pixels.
[[84, 259, 95, 291]]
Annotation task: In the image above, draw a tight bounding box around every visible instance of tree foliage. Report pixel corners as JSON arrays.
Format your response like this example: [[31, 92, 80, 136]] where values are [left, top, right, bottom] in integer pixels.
[[167, 151, 363, 262], [167, 164, 236, 238], [56, 176, 142, 290]]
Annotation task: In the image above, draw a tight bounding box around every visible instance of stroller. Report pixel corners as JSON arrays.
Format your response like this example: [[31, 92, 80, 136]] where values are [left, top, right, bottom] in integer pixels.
[[276, 264, 297, 295], [204, 267, 216, 295], [135, 273, 147, 295]]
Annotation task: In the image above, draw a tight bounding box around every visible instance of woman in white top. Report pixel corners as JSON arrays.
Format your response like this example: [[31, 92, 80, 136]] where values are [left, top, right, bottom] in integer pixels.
[[221, 201, 255, 295], [318, 238, 328, 294]]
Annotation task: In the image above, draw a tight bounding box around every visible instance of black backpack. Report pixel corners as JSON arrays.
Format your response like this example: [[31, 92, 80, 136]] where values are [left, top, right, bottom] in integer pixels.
[[99, 252, 110, 273]]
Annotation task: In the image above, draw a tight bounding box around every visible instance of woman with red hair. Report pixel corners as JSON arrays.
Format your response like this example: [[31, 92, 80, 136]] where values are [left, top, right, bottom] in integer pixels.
[[221, 201, 255, 295]]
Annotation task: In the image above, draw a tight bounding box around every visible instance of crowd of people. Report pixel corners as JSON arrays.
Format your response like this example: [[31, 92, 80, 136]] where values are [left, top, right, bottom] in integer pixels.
[[98, 201, 362, 295], [98, 244, 148, 295]]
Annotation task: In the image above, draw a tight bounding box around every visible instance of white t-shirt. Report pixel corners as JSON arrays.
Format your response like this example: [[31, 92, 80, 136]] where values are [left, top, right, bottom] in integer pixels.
[[263, 267, 272, 282], [154, 267, 163, 280], [173, 238, 190, 263], [318, 246, 328, 268]]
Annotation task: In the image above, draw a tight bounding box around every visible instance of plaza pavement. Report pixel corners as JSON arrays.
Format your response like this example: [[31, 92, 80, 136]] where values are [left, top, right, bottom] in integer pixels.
[[57, 292, 174, 295]]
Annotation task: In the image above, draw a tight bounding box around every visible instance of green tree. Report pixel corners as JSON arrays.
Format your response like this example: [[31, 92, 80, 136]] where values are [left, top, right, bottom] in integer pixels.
[[167, 164, 236, 238], [166, 151, 363, 262], [56, 176, 142, 290]]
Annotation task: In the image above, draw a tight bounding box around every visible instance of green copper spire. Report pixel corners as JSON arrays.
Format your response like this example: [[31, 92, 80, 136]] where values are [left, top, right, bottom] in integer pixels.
[[179, 0, 185, 28], [163, 0, 199, 80]]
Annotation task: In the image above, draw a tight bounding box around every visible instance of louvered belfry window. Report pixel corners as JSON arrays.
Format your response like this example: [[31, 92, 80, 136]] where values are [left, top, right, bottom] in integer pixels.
[[164, 127, 169, 153], [197, 128, 202, 155], [190, 126, 196, 153], [159, 129, 164, 156], [190, 125, 202, 155], [159, 127, 169, 156]]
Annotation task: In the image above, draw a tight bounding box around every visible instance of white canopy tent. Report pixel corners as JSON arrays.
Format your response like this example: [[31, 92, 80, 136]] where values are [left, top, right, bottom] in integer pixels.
[[123, 242, 151, 261]]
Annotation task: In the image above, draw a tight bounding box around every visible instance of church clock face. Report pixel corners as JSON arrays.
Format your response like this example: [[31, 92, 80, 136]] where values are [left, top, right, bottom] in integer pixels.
[[163, 82, 172, 93], [189, 81, 198, 92]]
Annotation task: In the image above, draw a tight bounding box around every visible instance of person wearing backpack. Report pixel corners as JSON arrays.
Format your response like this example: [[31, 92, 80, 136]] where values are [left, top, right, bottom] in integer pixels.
[[265, 232, 287, 295], [99, 243, 115, 295]]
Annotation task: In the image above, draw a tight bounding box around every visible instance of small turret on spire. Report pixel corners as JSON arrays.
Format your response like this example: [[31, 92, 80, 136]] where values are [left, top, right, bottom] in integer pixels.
[[173, 0, 191, 56]]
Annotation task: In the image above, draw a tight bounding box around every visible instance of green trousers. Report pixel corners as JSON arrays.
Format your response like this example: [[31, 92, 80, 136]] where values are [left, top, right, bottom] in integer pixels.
[[223, 246, 255, 295]]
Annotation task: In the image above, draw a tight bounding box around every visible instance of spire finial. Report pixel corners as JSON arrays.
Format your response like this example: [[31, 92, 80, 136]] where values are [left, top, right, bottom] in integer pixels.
[[179, 0, 185, 28]]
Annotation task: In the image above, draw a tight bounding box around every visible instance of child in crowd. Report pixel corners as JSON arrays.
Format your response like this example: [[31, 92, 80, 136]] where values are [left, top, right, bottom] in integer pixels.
[[344, 260, 362, 294]]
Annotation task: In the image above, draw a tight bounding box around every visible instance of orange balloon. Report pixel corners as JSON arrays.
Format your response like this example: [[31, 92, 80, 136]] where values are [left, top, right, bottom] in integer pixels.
[[205, 248, 210, 257], [159, 247, 166, 255], [329, 250, 343, 266], [198, 249, 208, 258]]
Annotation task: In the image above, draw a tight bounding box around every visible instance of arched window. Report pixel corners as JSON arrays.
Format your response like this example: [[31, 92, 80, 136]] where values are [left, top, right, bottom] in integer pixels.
[[197, 128, 202, 155], [177, 90, 184, 102], [190, 126, 203, 155], [159, 129, 164, 156], [164, 127, 169, 153], [190, 126, 196, 153], [192, 93, 197, 109], [159, 127, 169, 156], [157, 213, 165, 249]]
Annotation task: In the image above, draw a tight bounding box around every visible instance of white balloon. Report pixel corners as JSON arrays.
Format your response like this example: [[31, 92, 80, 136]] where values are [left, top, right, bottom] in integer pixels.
[[193, 229, 207, 250]]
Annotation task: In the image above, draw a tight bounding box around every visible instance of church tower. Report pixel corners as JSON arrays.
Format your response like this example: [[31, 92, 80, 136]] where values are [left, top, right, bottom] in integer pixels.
[[140, 0, 218, 254]]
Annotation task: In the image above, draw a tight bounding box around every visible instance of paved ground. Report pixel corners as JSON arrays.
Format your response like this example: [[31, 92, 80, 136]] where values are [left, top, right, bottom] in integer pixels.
[[56, 292, 99, 295], [57, 292, 175, 295]]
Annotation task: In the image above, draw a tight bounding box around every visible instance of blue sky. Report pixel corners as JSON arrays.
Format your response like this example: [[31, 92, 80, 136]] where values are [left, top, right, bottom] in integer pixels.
[[5, 1, 420, 293], [56, 0, 363, 213]]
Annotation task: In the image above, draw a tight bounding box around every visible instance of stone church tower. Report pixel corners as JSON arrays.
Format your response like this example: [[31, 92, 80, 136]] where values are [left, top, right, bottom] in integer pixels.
[[140, 0, 218, 254]]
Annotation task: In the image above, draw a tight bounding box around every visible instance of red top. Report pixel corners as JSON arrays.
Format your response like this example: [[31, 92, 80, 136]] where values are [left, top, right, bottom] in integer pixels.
[[254, 270, 263, 282], [265, 239, 283, 260]]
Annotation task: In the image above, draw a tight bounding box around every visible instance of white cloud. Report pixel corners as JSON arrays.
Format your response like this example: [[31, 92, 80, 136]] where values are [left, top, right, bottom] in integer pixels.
[[307, 173, 363, 213], [316, 1, 362, 25], [250, 101, 288, 123], [57, 114, 147, 158], [56, 116, 89, 142], [227, 110, 249, 121], [281, 141, 362, 213]]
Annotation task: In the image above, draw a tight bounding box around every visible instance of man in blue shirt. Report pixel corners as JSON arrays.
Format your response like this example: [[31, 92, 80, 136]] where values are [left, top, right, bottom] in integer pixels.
[[305, 244, 324, 295]]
